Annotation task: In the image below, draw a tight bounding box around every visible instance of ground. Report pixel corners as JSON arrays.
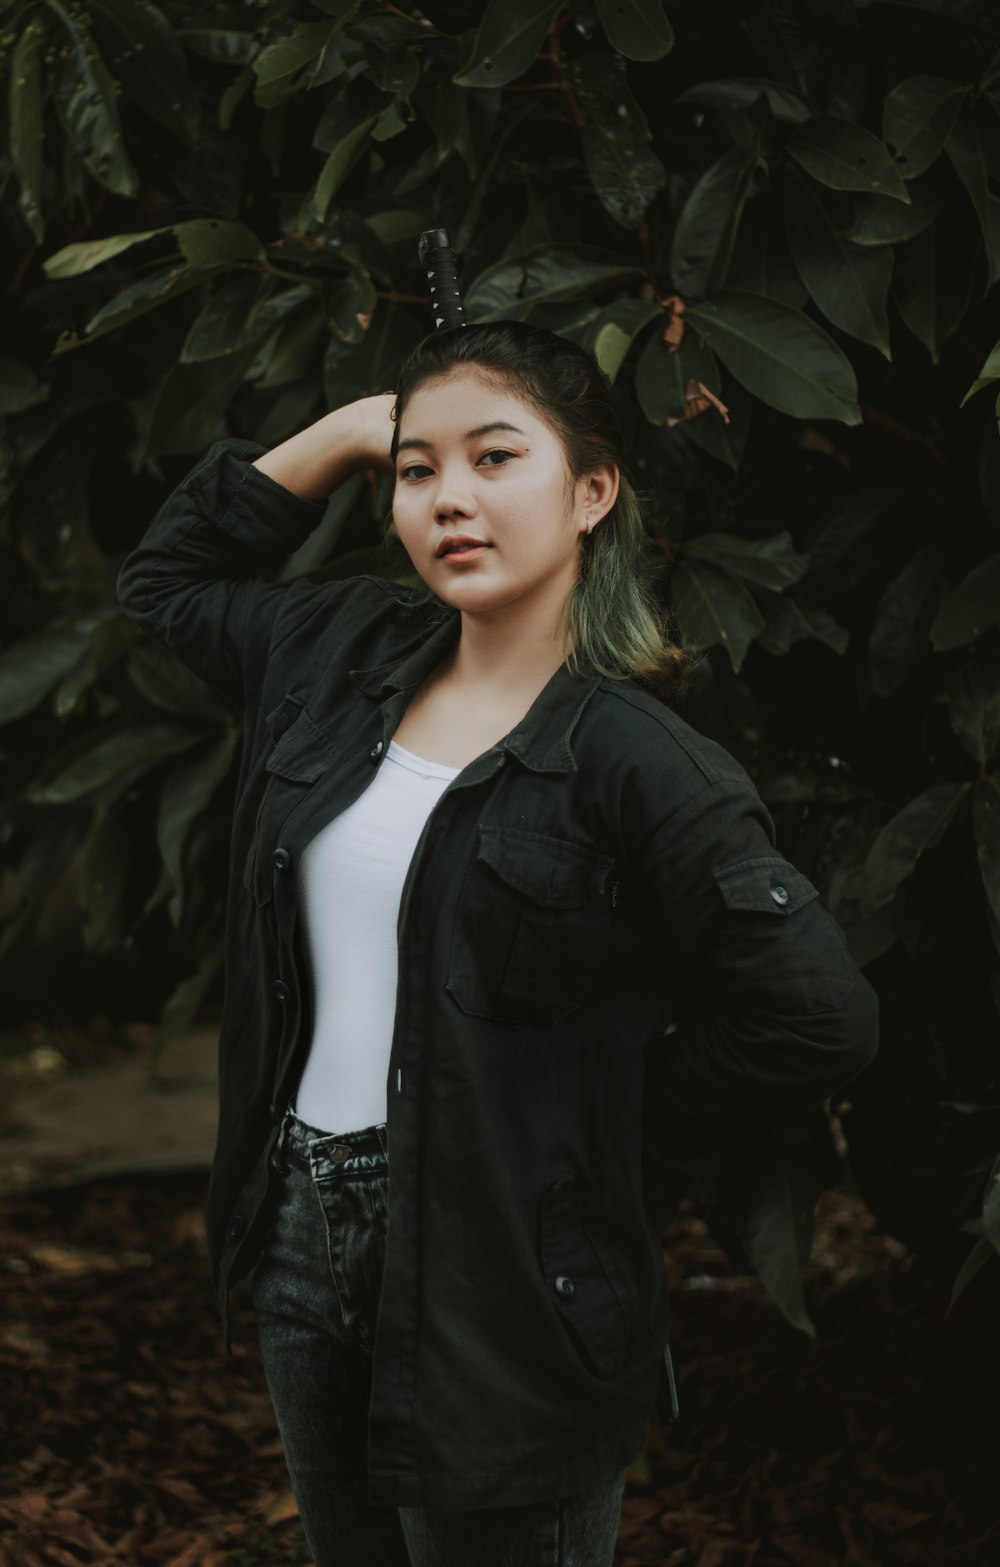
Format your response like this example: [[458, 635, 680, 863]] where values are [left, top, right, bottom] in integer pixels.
[[1, 1032, 997, 1565]]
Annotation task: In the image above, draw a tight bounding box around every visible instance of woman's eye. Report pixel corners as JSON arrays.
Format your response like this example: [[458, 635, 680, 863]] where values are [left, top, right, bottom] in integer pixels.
[[479, 449, 514, 467], [399, 464, 432, 481]]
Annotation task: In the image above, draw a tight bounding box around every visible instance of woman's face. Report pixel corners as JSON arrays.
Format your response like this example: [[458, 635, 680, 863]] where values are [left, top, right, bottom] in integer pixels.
[[391, 370, 616, 628]]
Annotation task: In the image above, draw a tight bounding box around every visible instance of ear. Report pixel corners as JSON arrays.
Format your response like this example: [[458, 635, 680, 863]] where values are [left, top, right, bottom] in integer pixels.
[[576, 462, 619, 535]]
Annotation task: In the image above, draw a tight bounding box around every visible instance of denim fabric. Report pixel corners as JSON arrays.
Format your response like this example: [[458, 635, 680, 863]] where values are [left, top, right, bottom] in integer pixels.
[[254, 1108, 628, 1567]]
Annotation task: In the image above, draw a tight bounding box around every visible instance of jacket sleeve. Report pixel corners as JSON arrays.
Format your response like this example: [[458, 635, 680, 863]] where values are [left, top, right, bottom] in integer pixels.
[[640, 771, 878, 1181], [117, 438, 326, 708]]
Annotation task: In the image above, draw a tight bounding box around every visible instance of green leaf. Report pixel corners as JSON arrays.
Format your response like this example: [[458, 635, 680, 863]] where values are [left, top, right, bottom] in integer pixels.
[[724, 1142, 817, 1335], [973, 775, 1000, 960], [783, 168, 892, 358], [588, 300, 660, 381], [685, 291, 862, 425], [157, 942, 224, 1053], [0, 624, 90, 724], [452, 0, 562, 89], [963, 337, 1000, 406], [686, 531, 809, 591], [982, 1151, 1000, 1256], [79, 808, 132, 954], [173, 219, 263, 269], [726, 202, 808, 308], [948, 660, 1000, 765], [322, 268, 377, 344], [48, 0, 139, 198], [787, 116, 909, 201], [947, 1233, 998, 1314], [76, 267, 212, 345], [676, 77, 811, 124], [219, 65, 254, 131], [683, 374, 752, 471], [868, 539, 946, 697], [43, 229, 166, 278], [635, 323, 720, 424], [181, 273, 269, 363], [594, 0, 674, 61], [0, 813, 91, 963], [930, 555, 1000, 651], [756, 594, 849, 657], [253, 18, 339, 108], [312, 115, 379, 219], [883, 75, 965, 181], [861, 782, 971, 916], [670, 558, 766, 672], [671, 147, 759, 299], [27, 719, 201, 806], [9, 20, 47, 244], [580, 126, 667, 231], [847, 180, 941, 247], [363, 40, 420, 99], [893, 218, 978, 364], [324, 301, 424, 407], [945, 101, 991, 252], [0, 355, 49, 415], [465, 245, 640, 322], [125, 642, 234, 726], [87, 0, 199, 145], [178, 27, 259, 65], [158, 736, 235, 926]]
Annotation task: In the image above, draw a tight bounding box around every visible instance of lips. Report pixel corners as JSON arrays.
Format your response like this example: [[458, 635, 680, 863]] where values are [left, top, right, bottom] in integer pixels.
[[437, 535, 492, 557]]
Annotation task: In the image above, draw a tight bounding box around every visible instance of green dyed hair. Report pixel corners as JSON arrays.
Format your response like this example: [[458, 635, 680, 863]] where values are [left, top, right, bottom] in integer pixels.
[[390, 320, 692, 700]]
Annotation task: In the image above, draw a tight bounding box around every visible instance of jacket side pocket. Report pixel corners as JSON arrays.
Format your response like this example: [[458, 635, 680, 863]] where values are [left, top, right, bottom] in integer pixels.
[[539, 1171, 629, 1379]]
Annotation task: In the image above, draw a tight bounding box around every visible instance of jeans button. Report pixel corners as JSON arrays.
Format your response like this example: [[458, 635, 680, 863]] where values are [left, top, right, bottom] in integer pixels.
[[272, 847, 291, 873], [554, 1274, 575, 1298], [370, 739, 384, 762], [769, 884, 790, 906], [273, 978, 290, 1003], [227, 1214, 245, 1242]]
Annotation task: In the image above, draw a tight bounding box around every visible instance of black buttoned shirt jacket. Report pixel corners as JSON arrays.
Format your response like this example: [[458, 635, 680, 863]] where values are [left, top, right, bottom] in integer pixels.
[[118, 440, 878, 1510]]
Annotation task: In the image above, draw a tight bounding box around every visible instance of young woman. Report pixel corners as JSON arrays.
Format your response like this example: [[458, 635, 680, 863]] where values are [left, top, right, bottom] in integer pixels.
[[118, 321, 878, 1567]]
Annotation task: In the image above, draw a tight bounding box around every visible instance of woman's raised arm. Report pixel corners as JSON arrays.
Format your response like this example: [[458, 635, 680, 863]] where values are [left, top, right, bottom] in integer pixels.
[[116, 396, 396, 708]]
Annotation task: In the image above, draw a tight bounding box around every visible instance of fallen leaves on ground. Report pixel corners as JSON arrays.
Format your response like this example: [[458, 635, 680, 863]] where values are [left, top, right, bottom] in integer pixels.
[[0, 1178, 997, 1565]]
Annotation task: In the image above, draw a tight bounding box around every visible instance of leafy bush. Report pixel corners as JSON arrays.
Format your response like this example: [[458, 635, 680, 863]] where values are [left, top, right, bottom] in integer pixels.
[[2, 0, 1000, 1322]]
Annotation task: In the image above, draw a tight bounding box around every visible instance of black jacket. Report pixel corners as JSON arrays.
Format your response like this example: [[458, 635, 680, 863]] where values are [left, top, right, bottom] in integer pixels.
[[117, 439, 878, 1510]]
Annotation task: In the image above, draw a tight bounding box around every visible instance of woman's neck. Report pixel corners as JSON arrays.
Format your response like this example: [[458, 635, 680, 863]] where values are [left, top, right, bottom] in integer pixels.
[[446, 607, 571, 700]]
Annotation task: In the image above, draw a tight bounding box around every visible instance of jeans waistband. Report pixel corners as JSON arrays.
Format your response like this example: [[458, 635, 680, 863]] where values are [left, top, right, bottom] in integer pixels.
[[273, 1105, 388, 1177]]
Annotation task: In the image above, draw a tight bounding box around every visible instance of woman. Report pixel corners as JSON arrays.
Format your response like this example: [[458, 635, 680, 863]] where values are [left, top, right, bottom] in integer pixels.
[[118, 321, 878, 1567]]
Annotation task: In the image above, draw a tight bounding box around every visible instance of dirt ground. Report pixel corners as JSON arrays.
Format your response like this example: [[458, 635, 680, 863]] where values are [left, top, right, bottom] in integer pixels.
[[1, 1166, 997, 1567], [0, 1025, 996, 1566]]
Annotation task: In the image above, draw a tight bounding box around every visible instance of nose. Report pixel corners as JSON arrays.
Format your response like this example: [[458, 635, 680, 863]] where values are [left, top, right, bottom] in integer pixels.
[[432, 463, 477, 522]]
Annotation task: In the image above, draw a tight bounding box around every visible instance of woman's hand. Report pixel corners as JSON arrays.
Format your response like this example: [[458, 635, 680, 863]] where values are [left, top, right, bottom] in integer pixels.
[[352, 393, 397, 476], [252, 393, 397, 502]]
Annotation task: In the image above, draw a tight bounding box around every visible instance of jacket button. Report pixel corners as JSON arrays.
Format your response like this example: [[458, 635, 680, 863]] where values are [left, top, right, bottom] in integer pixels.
[[227, 1215, 245, 1241], [272, 847, 291, 873], [554, 1274, 575, 1298], [770, 884, 790, 906], [273, 979, 290, 1003], [370, 739, 384, 762]]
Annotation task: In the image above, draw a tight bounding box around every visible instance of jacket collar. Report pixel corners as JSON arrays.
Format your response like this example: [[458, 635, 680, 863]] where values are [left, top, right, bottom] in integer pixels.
[[349, 609, 602, 775]]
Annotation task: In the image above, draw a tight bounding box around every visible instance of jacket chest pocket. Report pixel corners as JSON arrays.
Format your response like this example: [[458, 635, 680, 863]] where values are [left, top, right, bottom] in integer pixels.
[[447, 828, 615, 1026], [242, 699, 328, 908]]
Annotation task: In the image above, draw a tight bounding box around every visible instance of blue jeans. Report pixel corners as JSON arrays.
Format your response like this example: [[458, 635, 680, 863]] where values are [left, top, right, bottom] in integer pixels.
[[253, 1107, 629, 1567]]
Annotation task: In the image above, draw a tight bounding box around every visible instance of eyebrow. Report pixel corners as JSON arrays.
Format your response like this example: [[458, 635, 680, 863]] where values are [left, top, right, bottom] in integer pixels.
[[395, 421, 528, 454]]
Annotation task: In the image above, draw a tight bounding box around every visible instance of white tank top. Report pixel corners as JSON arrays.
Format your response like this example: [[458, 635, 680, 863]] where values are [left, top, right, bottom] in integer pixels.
[[293, 739, 460, 1134]]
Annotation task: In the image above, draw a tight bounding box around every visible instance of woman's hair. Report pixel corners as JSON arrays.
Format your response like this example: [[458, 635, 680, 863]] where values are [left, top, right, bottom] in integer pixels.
[[389, 320, 693, 701]]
